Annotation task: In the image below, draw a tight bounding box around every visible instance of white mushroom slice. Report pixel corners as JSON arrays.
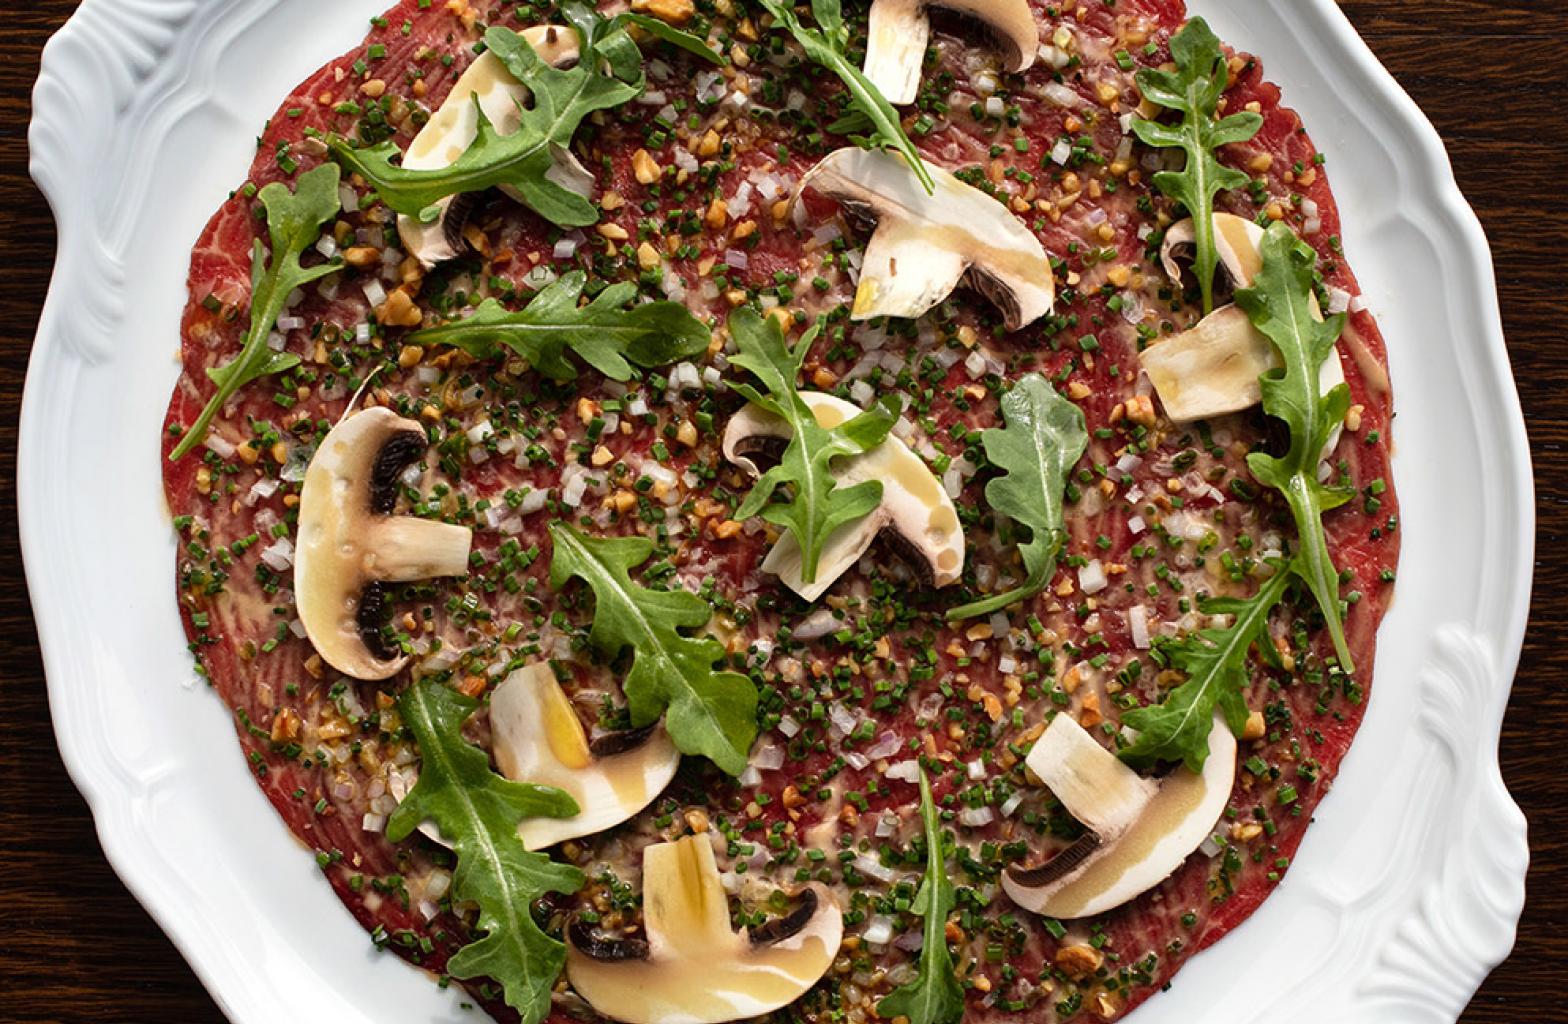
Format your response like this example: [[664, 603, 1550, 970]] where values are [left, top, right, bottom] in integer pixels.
[[722, 391, 963, 603], [1142, 213, 1348, 452], [398, 25, 590, 266], [865, 0, 1038, 105], [1002, 713, 1236, 919], [295, 408, 472, 680], [490, 663, 680, 850], [566, 835, 843, 1024], [1158, 211, 1265, 298], [796, 147, 1053, 330]]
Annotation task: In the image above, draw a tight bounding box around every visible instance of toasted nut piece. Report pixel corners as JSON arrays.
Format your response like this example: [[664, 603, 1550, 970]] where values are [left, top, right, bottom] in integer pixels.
[[632, 148, 662, 184], [343, 246, 380, 268], [378, 288, 423, 328], [1242, 710, 1267, 741], [1125, 394, 1156, 428], [1055, 944, 1104, 978], [631, 0, 694, 25], [270, 707, 302, 743]]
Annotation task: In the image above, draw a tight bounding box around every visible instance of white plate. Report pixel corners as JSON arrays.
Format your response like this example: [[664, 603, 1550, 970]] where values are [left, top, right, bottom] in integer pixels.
[[23, 1, 1531, 1022]]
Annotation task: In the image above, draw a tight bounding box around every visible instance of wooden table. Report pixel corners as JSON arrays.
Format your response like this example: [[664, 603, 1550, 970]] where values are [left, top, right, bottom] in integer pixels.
[[1, 2, 1560, 1020]]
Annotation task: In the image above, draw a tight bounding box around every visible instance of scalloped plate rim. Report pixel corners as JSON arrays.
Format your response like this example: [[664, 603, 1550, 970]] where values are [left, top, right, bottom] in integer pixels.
[[20, 1, 1531, 1022]]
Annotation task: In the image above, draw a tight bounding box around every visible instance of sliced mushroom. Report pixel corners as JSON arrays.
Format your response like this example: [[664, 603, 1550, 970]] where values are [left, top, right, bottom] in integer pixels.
[[1157, 211, 1265, 307], [1002, 713, 1236, 919], [796, 147, 1053, 330], [865, 0, 1038, 105], [566, 835, 843, 1024], [490, 663, 681, 850], [723, 391, 963, 603], [1141, 213, 1347, 443], [398, 25, 591, 266], [295, 408, 472, 679]]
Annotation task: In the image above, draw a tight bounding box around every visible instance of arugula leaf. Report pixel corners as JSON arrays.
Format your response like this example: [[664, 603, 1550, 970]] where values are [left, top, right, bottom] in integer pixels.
[[1120, 566, 1291, 772], [877, 767, 964, 1024], [1131, 18, 1262, 316], [388, 679, 585, 1024], [410, 270, 710, 382], [727, 308, 899, 585], [548, 522, 757, 775], [171, 164, 342, 459], [1116, 228, 1355, 770], [619, 12, 727, 65], [757, 0, 934, 193], [947, 374, 1088, 621], [1237, 222, 1356, 670], [329, 5, 643, 226]]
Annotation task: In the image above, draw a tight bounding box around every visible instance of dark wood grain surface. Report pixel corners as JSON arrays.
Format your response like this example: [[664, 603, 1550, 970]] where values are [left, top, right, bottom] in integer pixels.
[[1, 3, 1562, 1022]]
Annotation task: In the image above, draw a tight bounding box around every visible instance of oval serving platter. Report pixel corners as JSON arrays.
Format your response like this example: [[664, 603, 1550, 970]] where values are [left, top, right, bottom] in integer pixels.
[[22, 0, 1530, 1021]]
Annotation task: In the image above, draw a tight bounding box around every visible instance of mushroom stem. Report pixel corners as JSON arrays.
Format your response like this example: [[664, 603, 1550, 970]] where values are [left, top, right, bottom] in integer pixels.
[[566, 836, 844, 1024], [366, 518, 474, 581], [644, 837, 734, 959], [865, 0, 931, 105]]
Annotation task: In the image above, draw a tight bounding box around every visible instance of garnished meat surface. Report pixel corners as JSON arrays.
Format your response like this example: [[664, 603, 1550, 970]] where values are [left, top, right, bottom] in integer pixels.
[[162, 1, 1399, 1021]]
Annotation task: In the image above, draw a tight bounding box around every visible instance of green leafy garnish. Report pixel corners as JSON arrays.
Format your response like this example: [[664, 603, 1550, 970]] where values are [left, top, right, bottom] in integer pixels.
[[947, 374, 1088, 621], [388, 679, 585, 1024], [1237, 222, 1355, 670], [330, 5, 644, 227], [548, 522, 757, 775], [410, 270, 710, 382], [728, 308, 899, 585], [877, 767, 964, 1024], [757, 0, 934, 193], [1120, 566, 1291, 772], [1120, 225, 1356, 771], [619, 12, 727, 66], [1131, 17, 1262, 315], [171, 163, 342, 459]]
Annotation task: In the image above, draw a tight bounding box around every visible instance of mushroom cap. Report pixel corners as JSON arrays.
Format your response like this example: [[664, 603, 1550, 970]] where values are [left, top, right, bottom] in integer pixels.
[[295, 408, 472, 680], [796, 147, 1054, 331], [490, 663, 681, 850], [397, 25, 589, 266], [566, 835, 843, 1024], [722, 391, 964, 602], [865, 0, 1039, 105], [1142, 214, 1348, 447], [1002, 713, 1237, 919]]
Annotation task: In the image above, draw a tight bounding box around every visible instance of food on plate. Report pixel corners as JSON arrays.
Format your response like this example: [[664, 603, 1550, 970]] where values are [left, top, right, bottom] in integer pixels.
[[566, 834, 845, 1023], [794, 146, 1056, 328], [161, 1, 1400, 1021]]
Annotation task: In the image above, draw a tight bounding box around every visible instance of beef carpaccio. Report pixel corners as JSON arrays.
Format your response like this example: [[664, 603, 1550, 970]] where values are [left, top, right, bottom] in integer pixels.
[[162, 0, 1400, 1021]]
